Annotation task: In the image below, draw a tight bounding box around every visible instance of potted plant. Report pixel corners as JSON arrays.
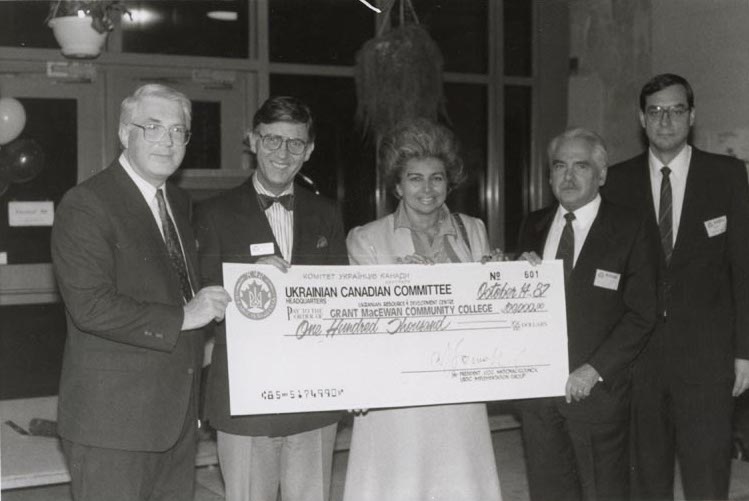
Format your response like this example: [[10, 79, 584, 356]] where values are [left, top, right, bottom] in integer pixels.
[[45, 1, 131, 59]]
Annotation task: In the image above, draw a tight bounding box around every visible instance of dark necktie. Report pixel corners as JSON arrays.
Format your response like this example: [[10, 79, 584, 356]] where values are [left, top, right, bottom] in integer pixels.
[[658, 166, 673, 264], [556, 212, 576, 278], [156, 189, 193, 302], [258, 193, 294, 211]]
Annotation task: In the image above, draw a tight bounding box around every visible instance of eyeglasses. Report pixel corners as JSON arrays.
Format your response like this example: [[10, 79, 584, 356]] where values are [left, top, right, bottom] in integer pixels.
[[257, 134, 309, 155], [130, 123, 191, 145], [645, 105, 690, 122]]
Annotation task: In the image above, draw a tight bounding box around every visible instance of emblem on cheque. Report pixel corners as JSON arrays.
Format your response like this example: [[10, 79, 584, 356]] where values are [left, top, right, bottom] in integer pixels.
[[234, 271, 277, 320]]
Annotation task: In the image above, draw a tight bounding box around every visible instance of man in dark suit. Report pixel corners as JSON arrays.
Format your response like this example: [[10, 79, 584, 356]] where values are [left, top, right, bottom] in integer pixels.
[[516, 127, 656, 501], [195, 96, 348, 501], [602, 73, 749, 500], [51, 84, 231, 500]]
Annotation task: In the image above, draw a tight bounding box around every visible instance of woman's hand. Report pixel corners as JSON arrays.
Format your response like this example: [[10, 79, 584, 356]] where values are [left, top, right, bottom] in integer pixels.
[[518, 251, 543, 266], [348, 408, 370, 416], [481, 248, 506, 263], [397, 254, 435, 265]]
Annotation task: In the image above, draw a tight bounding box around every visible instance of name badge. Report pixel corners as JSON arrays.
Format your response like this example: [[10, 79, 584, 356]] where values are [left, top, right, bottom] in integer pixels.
[[594, 269, 620, 291], [250, 242, 275, 257], [704, 215, 727, 238]]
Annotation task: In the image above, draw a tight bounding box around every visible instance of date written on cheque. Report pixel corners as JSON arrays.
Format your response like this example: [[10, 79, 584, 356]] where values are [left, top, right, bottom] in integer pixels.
[[261, 388, 344, 400]]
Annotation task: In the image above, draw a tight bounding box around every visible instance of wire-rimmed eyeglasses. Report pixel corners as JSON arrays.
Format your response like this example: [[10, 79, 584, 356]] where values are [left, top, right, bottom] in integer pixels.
[[130, 123, 191, 145]]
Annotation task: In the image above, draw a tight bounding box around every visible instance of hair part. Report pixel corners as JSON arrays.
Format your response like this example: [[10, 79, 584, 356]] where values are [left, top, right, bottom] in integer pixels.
[[119, 83, 192, 128], [639, 73, 694, 111], [380, 118, 465, 195], [547, 127, 608, 171], [252, 96, 316, 142]]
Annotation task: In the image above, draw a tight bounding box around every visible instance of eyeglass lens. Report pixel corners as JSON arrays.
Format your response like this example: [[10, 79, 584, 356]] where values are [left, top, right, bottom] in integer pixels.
[[262, 135, 306, 154], [137, 123, 191, 145]]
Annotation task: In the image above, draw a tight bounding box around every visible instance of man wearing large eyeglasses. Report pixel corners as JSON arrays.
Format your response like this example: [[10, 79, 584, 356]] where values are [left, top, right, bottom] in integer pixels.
[[603, 73, 749, 500], [194, 96, 348, 501], [51, 83, 231, 501]]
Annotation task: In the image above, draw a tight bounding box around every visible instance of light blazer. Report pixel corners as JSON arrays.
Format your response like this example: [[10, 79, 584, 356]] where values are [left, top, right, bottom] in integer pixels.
[[516, 200, 656, 421], [195, 180, 348, 437], [51, 160, 203, 452], [602, 148, 749, 383], [346, 210, 490, 265]]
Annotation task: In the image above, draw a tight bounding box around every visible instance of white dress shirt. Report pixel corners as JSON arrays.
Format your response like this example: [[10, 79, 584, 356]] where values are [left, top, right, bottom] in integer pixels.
[[648, 144, 691, 245], [119, 153, 193, 295], [543, 194, 602, 267], [253, 174, 294, 262]]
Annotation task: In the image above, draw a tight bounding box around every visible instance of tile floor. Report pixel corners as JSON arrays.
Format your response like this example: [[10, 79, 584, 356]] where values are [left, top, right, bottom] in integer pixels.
[[5, 428, 749, 500]]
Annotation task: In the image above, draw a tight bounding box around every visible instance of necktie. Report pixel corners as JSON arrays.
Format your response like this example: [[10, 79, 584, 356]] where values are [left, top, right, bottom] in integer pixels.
[[258, 193, 294, 211], [556, 212, 576, 278], [156, 189, 193, 302], [658, 166, 673, 264]]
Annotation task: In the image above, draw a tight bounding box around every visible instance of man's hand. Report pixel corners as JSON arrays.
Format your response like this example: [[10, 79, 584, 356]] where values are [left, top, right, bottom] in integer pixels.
[[182, 286, 231, 331], [565, 363, 600, 403], [256, 255, 290, 272], [518, 251, 542, 266], [734, 358, 749, 397]]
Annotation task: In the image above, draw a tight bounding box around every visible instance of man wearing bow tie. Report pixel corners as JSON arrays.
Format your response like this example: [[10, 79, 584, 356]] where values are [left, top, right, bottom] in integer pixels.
[[194, 96, 348, 501]]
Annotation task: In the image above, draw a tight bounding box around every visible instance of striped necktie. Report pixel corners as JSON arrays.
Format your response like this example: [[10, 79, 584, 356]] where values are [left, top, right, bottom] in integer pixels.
[[156, 189, 193, 302], [658, 166, 673, 264]]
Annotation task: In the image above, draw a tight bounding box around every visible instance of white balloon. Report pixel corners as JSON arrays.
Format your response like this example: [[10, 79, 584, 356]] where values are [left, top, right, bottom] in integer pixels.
[[0, 97, 27, 145]]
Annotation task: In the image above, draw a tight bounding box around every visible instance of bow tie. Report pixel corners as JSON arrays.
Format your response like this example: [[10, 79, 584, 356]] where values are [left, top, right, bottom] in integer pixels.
[[257, 193, 294, 211]]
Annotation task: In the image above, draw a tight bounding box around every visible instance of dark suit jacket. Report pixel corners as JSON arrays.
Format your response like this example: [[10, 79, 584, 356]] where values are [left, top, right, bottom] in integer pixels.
[[51, 161, 203, 452], [602, 148, 749, 383], [195, 179, 348, 436], [517, 200, 656, 422]]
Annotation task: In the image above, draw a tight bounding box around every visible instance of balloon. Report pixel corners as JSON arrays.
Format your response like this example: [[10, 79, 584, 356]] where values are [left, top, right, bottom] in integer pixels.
[[0, 97, 26, 145], [0, 138, 45, 183]]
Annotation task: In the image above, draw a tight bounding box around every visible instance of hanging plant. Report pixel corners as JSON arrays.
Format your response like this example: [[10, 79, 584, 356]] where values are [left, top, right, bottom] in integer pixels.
[[354, 0, 448, 142]]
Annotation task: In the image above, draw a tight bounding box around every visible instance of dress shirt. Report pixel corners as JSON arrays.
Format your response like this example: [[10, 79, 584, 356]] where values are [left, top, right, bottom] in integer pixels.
[[253, 174, 294, 262], [543, 194, 602, 266], [648, 145, 691, 246], [392, 202, 460, 263], [119, 154, 193, 295]]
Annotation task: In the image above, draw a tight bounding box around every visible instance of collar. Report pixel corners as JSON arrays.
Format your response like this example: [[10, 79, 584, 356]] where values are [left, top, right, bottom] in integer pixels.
[[648, 144, 691, 179], [252, 173, 294, 198], [119, 152, 162, 202], [393, 201, 456, 236], [554, 194, 601, 228]]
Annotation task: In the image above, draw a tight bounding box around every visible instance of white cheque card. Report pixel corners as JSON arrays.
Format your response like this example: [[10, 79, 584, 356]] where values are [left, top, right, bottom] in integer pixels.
[[223, 261, 569, 415]]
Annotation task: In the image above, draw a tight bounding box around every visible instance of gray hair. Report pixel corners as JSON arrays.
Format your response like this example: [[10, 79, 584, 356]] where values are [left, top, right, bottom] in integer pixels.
[[547, 127, 608, 171], [119, 84, 192, 128]]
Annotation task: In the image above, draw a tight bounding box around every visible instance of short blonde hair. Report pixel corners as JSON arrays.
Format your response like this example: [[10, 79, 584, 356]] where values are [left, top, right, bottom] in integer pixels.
[[379, 118, 464, 195]]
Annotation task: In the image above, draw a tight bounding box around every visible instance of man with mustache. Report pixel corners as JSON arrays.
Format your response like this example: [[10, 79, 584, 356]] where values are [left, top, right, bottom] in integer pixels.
[[516, 127, 656, 501]]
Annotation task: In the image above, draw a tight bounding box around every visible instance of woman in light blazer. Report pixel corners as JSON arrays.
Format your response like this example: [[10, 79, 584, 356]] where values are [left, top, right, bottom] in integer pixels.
[[343, 118, 503, 501]]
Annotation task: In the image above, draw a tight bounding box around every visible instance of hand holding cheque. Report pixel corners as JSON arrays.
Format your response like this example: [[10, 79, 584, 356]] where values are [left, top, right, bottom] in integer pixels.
[[222, 260, 570, 416]]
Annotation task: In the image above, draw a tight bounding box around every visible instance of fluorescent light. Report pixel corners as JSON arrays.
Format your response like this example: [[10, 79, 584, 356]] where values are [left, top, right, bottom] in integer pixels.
[[123, 8, 161, 25], [207, 11, 238, 21]]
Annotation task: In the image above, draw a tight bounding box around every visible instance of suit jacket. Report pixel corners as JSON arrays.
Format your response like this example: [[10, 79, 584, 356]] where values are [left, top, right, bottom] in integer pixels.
[[346, 208, 490, 265], [516, 200, 656, 422], [195, 179, 348, 436], [51, 160, 203, 452], [602, 148, 749, 383]]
